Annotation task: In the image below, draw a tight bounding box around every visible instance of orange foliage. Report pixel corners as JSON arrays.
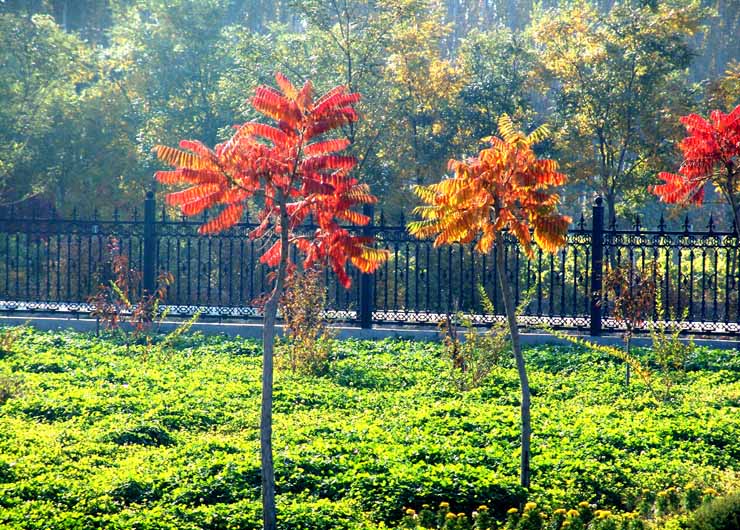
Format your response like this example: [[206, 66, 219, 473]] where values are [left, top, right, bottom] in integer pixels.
[[652, 104, 740, 206], [408, 115, 570, 258], [153, 73, 387, 287]]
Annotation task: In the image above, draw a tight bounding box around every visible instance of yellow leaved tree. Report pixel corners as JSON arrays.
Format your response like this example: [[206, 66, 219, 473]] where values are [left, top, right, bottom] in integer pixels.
[[408, 115, 570, 488]]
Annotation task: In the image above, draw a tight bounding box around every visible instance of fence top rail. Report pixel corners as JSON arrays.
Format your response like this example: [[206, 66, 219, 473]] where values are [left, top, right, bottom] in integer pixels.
[[0, 215, 737, 238]]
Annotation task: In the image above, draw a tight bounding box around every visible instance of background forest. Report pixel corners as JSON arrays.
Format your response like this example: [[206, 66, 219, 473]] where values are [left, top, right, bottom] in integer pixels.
[[1, 0, 739, 227]]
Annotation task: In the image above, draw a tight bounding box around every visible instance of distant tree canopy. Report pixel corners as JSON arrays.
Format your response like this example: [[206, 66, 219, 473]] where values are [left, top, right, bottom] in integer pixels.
[[531, 0, 705, 224], [0, 0, 738, 225]]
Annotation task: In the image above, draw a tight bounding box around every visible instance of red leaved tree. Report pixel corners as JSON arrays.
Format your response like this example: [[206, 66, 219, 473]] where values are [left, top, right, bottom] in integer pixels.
[[651, 104, 740, 234], [409, 115, 570, 488], [153, 73, 388, 530]]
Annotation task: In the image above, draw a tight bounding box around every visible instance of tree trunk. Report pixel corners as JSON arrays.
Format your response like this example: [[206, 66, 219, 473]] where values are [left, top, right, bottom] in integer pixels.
[[727, 186, 740, 237], [605, 192, 616, 229], [625, 336, 631, 387], [604, 191, 618, 269], [495, 233, 531, 489], [260, 191, 290, 530]]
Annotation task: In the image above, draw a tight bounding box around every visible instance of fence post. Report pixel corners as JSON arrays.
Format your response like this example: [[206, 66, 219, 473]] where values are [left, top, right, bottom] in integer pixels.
[[359, 203, 375, 329], [143, 191, 157, 295], [589, 197, 604, 336]]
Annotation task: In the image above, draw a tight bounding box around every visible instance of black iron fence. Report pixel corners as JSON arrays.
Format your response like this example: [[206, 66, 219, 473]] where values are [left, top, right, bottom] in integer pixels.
[[1, 193, 739, 335]]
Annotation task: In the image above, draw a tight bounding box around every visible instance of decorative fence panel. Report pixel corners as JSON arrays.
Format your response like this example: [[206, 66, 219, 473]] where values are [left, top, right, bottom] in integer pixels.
[[0, 194, 738, 335]]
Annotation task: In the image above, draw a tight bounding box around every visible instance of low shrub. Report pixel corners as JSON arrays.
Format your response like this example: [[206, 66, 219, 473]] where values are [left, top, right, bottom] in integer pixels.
[[279, 269, 334, 376], [687, 492, 740, 530], [0, 375, 22, 405], [439, 285, 511, 392], [106, 423, 175, 447], [0, 324, 27, 357]]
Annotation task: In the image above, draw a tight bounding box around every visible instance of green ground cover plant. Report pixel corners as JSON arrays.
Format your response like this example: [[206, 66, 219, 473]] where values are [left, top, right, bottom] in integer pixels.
[[0, 327, 738, 529]]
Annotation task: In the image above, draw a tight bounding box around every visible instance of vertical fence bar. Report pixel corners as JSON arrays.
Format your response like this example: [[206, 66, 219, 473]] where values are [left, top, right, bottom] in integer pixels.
[[143, 191, 157, 294], [590, 197, 604, 336], [359, 203, 374, 329]]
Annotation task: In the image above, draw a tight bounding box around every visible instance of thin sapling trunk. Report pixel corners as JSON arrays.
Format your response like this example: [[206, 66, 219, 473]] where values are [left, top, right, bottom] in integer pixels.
[[495, 233, 531, 489], [259, 191, 290, 530]]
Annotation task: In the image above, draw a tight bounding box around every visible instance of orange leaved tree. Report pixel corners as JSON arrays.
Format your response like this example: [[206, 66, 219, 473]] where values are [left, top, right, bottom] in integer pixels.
[[153, 73, 388, 530], [408, 115, 570, 488], [651, 104, 740, 235]]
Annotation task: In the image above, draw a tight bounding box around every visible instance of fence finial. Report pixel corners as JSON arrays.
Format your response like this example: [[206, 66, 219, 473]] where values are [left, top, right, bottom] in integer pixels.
[[683, 214, 691, 233], [658, 213, 665, 232], [707, 214, 715, 233]]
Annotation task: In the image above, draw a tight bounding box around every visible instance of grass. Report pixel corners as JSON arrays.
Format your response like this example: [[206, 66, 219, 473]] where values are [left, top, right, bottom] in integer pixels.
[[0, 327, 738, 529]]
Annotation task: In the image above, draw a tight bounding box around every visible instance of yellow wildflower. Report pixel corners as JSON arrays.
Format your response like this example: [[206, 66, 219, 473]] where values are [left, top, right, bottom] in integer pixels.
[[554, 509, 567, 515], [440, 502, 450, 509], [703, 488, 719, 496], [507, 507, 519, 515], [446, 513, 456, 520], [524, 502, 537, 512], [578, 501, 590, 508], [478, 505, 488, 512], [405, 508, 416, 516], [567, 509, 580, 517]]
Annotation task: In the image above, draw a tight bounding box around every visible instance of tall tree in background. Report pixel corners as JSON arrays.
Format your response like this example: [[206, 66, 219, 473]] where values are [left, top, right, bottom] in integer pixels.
[[108, 0, 239, 150], [531, 0, 705, 223], [705, 60, 740, 112], [293, 0, 430, 198], [409, 115, 570, 488], [455, 27, 537, 154], [0, 13, 140, 210], [0, 13, 86, 204], [692, 0, 740, 82], [0, 0, 115, 42], [383, 8, 463, 209], [154, 74, 388, 529]]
